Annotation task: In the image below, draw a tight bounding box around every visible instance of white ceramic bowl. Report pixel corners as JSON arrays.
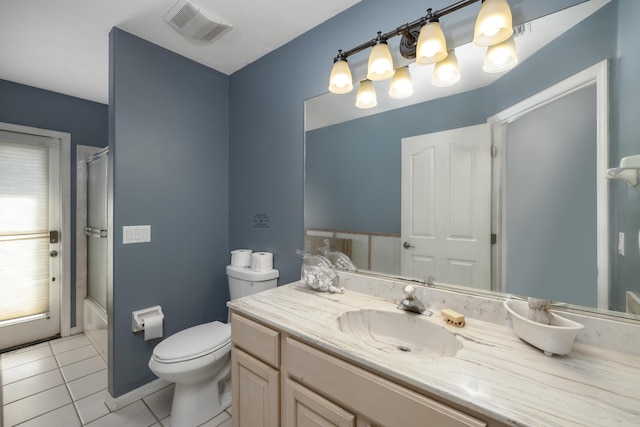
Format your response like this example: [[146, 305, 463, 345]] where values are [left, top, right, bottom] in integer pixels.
[[504, 299, 584, 356]]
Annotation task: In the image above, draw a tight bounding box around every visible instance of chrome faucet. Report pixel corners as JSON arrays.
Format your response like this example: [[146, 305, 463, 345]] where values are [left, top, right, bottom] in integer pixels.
[[397, 285, 432, 315]]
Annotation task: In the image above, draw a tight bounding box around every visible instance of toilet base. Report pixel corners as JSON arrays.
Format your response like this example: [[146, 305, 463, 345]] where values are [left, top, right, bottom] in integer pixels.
[[170, 357, 231, 427]]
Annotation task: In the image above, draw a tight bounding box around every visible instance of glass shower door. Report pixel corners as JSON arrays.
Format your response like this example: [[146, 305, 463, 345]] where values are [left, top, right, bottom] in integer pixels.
[[86, 148, 108, 311]]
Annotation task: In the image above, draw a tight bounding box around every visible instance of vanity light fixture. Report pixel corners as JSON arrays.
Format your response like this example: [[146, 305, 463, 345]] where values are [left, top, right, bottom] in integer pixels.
[[355, 80, 378, 109], [389, 66, 414, 99], [328, 0, 516, 104]]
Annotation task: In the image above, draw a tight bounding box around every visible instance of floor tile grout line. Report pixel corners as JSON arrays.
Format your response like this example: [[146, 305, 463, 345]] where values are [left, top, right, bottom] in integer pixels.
[[1, 364, 60, 388], [6, 385, 73, 427], [0, 352, 54, 371], [61, 360, 86, 426], [141, 398, 163, 425]]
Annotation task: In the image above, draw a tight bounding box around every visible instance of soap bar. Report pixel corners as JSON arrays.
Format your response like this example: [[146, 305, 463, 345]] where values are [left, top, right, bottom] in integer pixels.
[[441, 309, 465, 327]]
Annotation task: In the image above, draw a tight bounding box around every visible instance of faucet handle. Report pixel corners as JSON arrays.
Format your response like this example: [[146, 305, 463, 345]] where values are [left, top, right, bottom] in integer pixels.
[[403, 285, 416, 299]]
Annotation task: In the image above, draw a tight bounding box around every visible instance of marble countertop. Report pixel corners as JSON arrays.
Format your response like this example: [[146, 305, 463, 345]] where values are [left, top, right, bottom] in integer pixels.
[[229, 280, 640, 427]]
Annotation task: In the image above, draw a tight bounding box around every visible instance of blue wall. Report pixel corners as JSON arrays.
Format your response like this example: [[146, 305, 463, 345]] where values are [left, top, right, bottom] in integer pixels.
[[0, 79, 108, 327], [611, 0, 640, 311], [506, 86, 597, 306], [109, 28, 229, 396]]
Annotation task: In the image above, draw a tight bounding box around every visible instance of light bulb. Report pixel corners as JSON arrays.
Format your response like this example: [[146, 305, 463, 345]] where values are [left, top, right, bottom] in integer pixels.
[[367, 43, 394, 81], [432, 50, 460, 87], [328, 58, 353, 94], [416, 21, 448, 65], [483, 37, 518, 73], [473, 0, 513, 47], [355, 80, 377, 109], [389, 67, 414, 99]]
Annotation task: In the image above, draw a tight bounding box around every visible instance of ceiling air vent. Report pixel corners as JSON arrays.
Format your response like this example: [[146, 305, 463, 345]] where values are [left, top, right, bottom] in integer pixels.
[[164, 0, 232, 44]]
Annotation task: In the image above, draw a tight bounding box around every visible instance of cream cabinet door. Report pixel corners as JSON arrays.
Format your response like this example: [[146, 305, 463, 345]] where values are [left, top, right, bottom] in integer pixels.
[[232, 347, 279, 427], [285, 378, 355, 427]]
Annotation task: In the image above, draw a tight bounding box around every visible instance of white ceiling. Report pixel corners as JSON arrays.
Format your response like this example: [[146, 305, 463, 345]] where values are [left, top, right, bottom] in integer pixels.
[[0, 0, 360, 105]]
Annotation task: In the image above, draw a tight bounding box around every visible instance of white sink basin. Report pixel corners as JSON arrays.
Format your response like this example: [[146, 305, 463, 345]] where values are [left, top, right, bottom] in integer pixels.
[[337, 309, 462, 357], [504, 299, 584, 356]]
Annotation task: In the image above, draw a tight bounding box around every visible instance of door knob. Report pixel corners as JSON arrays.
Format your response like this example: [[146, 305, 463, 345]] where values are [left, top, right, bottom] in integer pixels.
[[50, 250, 58, 257], [403, 241, 415, 249]]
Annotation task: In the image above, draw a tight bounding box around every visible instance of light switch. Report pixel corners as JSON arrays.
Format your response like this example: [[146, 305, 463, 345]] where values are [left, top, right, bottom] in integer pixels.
[[123, 225, 151, 244], [618, 232, 625, 256]]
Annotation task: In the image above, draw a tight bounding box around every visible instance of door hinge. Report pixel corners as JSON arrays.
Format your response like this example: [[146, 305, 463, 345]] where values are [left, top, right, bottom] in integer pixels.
[[491, 233, 497, 245], [491, 146, 498, 158]]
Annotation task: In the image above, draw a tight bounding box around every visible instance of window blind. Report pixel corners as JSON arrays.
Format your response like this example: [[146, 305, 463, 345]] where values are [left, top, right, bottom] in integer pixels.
[[0, 139, 50, 322]]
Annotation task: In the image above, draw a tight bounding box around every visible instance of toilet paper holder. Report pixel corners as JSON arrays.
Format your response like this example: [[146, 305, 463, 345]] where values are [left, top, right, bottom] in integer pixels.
[[132, 305, 164, 332]]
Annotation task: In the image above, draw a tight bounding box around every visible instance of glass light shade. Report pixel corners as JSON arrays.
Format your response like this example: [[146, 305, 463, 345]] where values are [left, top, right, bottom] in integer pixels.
[[432, 49, 460, 87], [355, 80, 377, 109], [473, 0, 513, 47], [328, 59, 353, 94], [388, 67, 413, 99], [416, 21, 448, 65], [367, 43, 394, 81], [483, 37, 518, 73]]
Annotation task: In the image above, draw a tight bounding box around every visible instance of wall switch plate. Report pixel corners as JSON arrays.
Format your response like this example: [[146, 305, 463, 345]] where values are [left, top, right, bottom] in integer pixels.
[[618, 232, 625, 256], [123, 225, 151, 244]]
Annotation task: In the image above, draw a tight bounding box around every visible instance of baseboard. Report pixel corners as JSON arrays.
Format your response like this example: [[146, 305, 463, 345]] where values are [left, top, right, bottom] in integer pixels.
[[104, 378, 172, 411]]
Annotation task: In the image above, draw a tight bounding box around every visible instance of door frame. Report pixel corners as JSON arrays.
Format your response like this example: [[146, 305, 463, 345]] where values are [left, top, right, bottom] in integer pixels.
[[487, 60, 609, 308], [0, 121, 72, 339]]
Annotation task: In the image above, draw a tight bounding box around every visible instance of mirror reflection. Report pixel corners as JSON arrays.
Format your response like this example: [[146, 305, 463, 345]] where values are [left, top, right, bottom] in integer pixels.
[[304, 0, 640, 318]]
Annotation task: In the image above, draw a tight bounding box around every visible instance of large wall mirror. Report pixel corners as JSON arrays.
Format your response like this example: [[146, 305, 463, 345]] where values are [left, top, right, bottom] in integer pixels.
[[304, 0, 640, 320]]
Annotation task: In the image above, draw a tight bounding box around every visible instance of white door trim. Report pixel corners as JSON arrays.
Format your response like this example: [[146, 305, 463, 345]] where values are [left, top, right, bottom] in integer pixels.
[[0, 121, 72, 338], [487, 60, 609, 309]]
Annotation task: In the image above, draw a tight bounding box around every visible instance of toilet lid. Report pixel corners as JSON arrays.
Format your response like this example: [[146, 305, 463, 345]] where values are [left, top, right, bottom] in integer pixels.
[[153, 321, 231, 363]]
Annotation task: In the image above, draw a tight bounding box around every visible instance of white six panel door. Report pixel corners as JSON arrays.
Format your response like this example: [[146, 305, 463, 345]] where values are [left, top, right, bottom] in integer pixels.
[[401, 124, 491, 290]]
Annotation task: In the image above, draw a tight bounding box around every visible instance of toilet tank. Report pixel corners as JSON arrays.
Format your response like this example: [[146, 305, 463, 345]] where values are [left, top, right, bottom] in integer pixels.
[[226, 265, 279, 300]]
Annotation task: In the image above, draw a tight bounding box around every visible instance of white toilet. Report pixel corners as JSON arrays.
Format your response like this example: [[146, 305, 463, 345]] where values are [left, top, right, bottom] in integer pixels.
[[148, 265, 279, 427]]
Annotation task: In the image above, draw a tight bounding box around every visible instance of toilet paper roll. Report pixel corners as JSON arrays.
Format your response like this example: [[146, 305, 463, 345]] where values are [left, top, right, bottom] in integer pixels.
[[143, 312, 163, 341], [231, 249, 252, 267], [251, 252, 273, 272]]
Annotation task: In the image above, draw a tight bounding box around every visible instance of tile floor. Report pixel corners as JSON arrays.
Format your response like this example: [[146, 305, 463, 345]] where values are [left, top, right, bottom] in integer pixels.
[[1, 332, 232, 427]]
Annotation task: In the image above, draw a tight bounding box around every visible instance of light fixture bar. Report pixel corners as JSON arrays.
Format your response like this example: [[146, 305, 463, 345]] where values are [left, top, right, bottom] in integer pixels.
[[333, 0, 482, 62]]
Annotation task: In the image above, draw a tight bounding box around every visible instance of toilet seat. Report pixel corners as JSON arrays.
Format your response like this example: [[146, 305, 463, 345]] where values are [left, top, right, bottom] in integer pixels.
[[152, 321, 231, 363]]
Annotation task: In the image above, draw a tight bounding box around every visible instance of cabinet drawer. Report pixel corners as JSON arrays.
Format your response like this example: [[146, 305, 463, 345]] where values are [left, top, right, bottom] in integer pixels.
[[285, 338, 486, 427], [285, 378, 356, 427], [231, 313, 280, 368]]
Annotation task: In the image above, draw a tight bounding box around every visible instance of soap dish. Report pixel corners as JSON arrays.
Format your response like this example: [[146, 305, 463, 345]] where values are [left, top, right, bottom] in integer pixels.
[[504, 300, 584, 356]]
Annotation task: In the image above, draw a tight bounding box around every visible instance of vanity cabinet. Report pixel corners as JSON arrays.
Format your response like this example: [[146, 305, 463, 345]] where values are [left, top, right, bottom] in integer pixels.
[[285, 337, 487, 427], [232, 310, 498, 427]]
